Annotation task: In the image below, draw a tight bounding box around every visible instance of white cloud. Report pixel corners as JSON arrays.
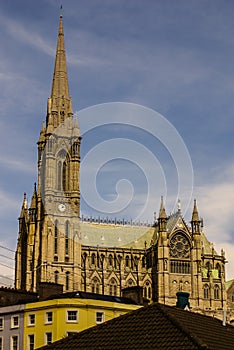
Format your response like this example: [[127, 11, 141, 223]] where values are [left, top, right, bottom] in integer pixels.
[[194, 164, 234, 280], [0, 190, 21, 217], [0, 155, 35, 174], [0, 13, 54, 56]]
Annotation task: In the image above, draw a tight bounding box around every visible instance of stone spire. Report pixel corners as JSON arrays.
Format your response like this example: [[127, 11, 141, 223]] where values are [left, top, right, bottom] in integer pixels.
[[46, 10, 73, 132], [158, 196, 167, 232], [159, 196, 167, 219], [191, 199, 201, 234], [30, 183, 37, 209], [192, 199, 199, 222], [19, 192, 28, 218]]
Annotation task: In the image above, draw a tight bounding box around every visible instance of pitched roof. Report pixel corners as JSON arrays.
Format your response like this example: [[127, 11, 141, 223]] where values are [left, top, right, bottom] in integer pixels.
[[38, 302, 234, 350]]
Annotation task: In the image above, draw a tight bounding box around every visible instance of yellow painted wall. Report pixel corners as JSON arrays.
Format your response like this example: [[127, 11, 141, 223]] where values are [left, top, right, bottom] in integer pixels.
[[24, 298, 140, 349]]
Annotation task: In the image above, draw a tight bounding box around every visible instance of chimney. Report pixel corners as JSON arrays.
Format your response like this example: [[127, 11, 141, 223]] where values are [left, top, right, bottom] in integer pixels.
[[39, 282, 63, 300], [176, 292, 190, 310]]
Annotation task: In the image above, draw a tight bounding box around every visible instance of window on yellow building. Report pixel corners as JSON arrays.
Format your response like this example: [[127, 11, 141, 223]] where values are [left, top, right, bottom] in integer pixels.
[[0, 318, 3, 330], [45, 312, 53, 324], [45, 332, 52, 345], [96, 312, 104, 324], [67, 310, 78, 323], [28, 334, 34, 350], [0, 337, 3, 350], [28, 314, 35, 326]]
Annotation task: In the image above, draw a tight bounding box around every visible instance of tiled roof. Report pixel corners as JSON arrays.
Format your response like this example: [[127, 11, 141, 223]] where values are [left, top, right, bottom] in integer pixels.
[[38, 302, 234, 350]]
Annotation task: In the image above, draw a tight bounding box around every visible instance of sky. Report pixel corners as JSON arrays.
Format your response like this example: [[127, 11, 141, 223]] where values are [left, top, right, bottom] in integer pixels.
[[0, 0, 234, 284]]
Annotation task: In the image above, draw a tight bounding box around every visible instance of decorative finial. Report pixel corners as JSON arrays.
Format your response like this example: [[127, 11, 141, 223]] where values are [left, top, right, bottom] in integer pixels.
[[60, 5, 63, 18], [23, 193, 28, 209], [178, 199, 181, 212]]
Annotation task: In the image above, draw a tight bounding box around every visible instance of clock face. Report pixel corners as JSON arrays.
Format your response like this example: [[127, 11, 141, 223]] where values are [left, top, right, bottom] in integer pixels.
[[58, 203, 66, 212]]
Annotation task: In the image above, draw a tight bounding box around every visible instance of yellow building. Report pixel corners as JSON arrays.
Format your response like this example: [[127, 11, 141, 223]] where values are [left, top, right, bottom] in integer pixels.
[[23, 292, 140, 349]]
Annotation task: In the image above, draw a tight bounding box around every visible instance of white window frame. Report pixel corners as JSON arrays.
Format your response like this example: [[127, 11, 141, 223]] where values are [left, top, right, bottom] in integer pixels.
[[28, 314, 35, 326], [0, 318, 3, 330], [0, 337, 3, 350], [11, 315, 19, 329], [45, 332, 52, 345], [66, 310, 78, 323], [11, 335, 18, 350], [28, 334, 34, 350], [96, 311, 105, 324], [45, 311, 53, 324]]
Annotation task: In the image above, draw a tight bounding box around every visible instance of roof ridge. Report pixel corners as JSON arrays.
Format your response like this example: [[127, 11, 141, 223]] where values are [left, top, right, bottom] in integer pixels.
[[157, 304, 211, 350]]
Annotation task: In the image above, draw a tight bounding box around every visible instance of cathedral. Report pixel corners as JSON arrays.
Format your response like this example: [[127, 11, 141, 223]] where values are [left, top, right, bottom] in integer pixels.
[[15, 13, 227, 314]]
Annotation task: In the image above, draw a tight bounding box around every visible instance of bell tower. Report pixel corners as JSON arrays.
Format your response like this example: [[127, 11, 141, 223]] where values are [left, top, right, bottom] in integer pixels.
[[15, 10, 82, 292]]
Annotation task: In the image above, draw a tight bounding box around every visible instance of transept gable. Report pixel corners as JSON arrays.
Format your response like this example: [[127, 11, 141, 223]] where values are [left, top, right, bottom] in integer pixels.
[[89, 270, 101, 282], [167, 214, 191, 238], [107, 272, 119, 284], [125, 272, 137, 287]]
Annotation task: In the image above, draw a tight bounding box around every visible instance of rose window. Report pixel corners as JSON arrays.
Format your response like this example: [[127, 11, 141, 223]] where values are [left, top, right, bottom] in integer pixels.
[[169, 233, 190, 259]]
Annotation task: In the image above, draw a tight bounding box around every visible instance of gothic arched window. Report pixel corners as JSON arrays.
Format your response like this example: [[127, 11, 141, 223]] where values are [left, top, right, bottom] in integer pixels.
[[127, 278, 134, 287], [65, 272, 70, 291], [91, 277, 100, 294], [65, 221, 69, 256], [125, 255, 129, 268], [109, 278, 117, 296], [91, 253, 96, 265], [216, 263, 221, 278], [204, 284, 209, 299], [54, 271, 59, 284], [54, 220, 58, 255], [144, 281, 151, 299], [214, 284, 220, 299], [108, 254, 113, 266], [58, 161, 62, 190], [63, 161, 67, 191]]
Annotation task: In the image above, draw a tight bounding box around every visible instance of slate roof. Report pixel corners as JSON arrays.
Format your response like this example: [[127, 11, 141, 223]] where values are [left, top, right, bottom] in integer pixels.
[[80, 221, 154, 249], [38, 302, 234, 350], [43, 290, 137, 305]]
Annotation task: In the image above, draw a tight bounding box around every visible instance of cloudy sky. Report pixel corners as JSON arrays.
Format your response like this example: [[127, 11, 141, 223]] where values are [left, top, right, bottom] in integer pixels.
[[0, 0, 234, 284]]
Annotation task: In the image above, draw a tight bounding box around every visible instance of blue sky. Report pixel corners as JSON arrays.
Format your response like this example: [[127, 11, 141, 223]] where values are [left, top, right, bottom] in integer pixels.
[[0, 0, 234, 283]]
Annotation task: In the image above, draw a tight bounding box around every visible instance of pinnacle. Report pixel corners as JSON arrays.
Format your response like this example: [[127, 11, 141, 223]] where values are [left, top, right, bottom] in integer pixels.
[[192, 199, 199, 222]]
